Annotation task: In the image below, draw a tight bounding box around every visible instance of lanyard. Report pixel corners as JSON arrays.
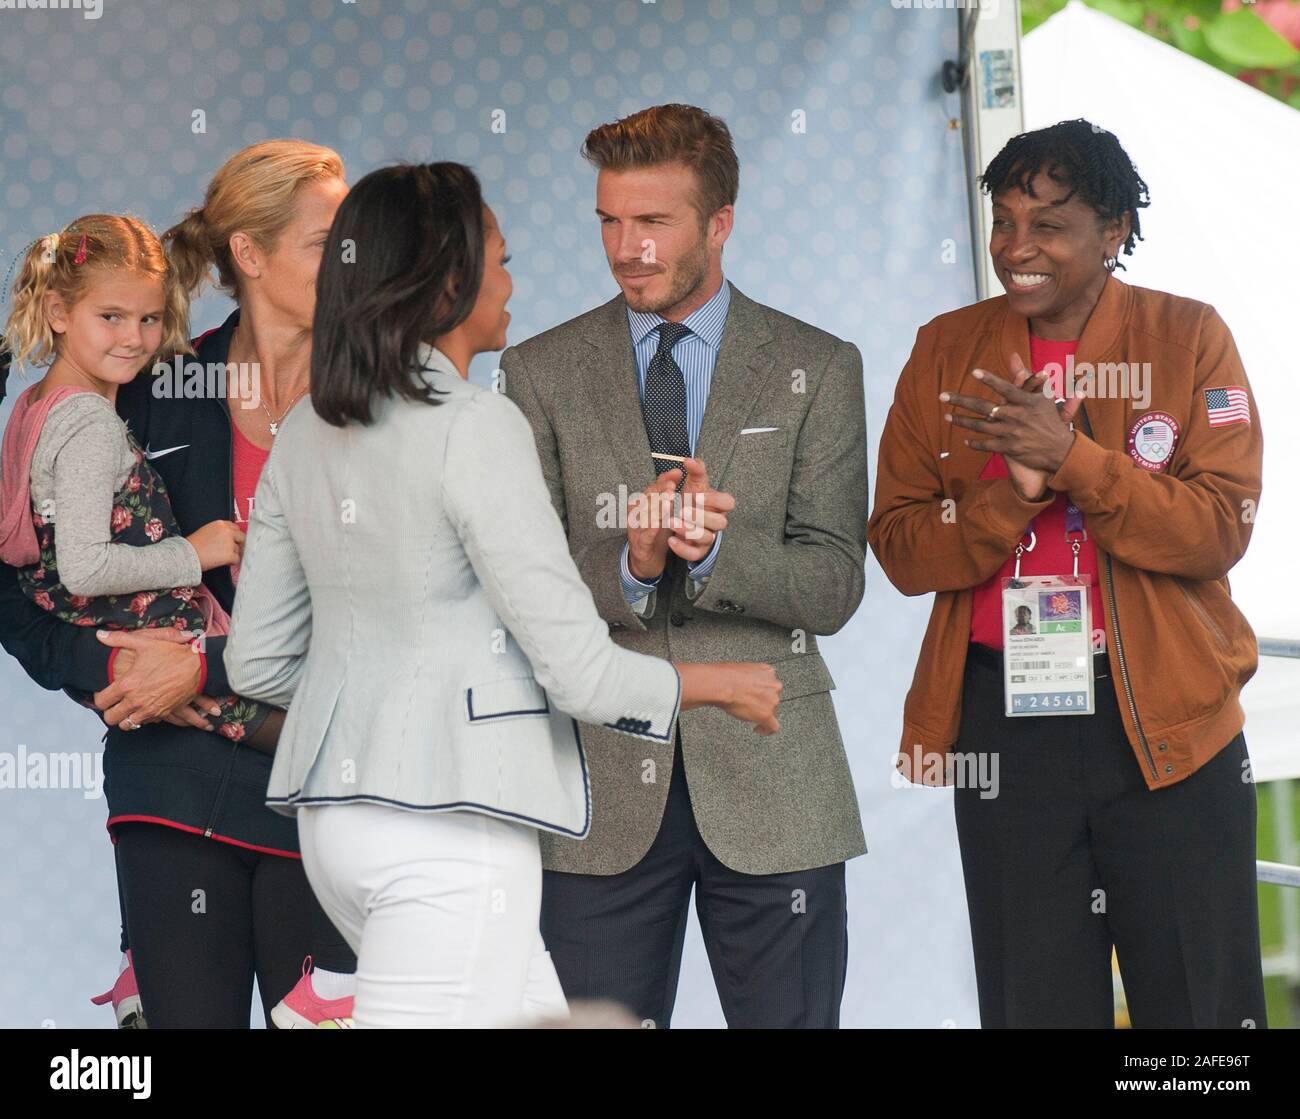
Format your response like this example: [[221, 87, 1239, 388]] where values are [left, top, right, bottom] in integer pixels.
[[1012, 500, 1087, 580], [1064, 501, 1087, 579]]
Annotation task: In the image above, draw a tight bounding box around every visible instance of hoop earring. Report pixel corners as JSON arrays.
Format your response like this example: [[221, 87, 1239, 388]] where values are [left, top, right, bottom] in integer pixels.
[[1104, 254, 1118, 273]]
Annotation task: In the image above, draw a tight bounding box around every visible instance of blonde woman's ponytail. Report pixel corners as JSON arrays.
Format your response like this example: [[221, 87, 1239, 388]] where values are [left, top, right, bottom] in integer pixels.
[[160, 207, 215, 299]]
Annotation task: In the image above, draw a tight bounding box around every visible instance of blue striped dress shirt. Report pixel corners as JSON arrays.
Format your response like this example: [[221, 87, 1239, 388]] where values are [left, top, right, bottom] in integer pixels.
[[619, 277, 731, 608]]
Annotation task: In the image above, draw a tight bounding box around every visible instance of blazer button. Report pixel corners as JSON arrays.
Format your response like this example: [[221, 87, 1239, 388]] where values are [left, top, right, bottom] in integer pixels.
[[670, 611, 685, 627], [1156, 741, 1167, 751], [1163, 763, 1174, 775]]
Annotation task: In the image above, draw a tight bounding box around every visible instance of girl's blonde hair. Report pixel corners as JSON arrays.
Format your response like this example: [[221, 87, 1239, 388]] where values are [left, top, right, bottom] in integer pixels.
[[4, 213, 193, 368], [163, 139, 345, 300]]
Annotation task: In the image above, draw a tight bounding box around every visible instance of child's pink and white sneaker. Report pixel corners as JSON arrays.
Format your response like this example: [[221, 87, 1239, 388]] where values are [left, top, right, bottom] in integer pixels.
[[270, 957, 355, 1029], [90, 950, 146, 1029]]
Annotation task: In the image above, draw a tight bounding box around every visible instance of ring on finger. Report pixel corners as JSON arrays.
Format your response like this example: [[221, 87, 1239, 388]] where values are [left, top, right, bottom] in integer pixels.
[[988, 405, 1001, 420], [124, 717, 140, 731]]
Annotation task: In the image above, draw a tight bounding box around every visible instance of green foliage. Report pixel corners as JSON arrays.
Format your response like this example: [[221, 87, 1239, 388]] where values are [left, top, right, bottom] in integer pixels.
[[1208, 8, 1300, 66], [1255, 780, 1300, 1029], [1091, 0, 1144, 27], [1021, 0, 1300, 108]]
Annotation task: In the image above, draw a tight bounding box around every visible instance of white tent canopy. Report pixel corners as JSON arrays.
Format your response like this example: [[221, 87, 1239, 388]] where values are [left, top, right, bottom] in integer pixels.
[[1024, 2, 1300, 781]]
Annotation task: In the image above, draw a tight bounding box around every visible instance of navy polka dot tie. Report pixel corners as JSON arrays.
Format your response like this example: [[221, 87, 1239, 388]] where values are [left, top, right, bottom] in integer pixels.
[[642, 321, 691, 477]]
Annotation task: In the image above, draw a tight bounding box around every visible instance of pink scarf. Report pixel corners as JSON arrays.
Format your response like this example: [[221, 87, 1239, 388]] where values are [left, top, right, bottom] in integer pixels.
[[0, 384, 88, 566]]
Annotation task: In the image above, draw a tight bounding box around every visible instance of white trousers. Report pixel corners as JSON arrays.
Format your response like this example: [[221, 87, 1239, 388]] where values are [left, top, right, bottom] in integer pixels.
[[297, 802, 569, 1028]]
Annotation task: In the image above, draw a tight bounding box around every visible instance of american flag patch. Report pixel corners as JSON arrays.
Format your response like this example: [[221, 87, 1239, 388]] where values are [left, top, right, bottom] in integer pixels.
[[1204, 386, 1250, 428]]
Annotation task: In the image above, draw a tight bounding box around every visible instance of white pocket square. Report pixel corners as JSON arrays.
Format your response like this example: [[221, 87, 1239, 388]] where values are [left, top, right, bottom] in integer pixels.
[[740, 426, 779, 435]]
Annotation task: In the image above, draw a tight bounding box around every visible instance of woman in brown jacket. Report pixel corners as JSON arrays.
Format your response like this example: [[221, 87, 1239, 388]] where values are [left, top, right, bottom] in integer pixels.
[[868, 120, 1266, 1028]]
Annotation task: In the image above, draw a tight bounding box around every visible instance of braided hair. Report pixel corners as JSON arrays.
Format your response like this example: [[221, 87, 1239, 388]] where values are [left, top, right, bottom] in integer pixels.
[[979, 119, 1150, 268]]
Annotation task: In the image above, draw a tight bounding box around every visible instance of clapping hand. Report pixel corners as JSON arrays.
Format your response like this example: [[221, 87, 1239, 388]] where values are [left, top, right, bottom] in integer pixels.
[[665, 457, 733, 563], [940, 353, 1084, 501]]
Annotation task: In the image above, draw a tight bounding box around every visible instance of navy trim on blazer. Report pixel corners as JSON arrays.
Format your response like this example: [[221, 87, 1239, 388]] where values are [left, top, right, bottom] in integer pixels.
[[465, 685, 550, 722], [272, 719, 593, 839]]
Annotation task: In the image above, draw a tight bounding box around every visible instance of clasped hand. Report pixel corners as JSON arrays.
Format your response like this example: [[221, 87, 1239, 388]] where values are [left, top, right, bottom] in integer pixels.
[[940, 352, 1083, 502], [627, 457, 734, 581], [92, 627, 222, 732]]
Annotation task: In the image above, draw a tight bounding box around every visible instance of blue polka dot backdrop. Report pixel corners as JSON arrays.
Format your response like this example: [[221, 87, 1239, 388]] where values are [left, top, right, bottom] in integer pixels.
[[0, 0, 976, 1027]]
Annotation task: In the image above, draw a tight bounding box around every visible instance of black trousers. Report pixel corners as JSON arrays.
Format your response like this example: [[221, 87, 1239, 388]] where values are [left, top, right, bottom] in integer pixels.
[[540, 739, 848, 1028], [954, 644, 1267, 1029], [114, 822, 354, 1028]]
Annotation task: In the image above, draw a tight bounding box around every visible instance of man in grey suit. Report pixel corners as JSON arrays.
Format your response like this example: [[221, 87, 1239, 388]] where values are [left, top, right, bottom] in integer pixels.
[[501, 103, 867, 1028]]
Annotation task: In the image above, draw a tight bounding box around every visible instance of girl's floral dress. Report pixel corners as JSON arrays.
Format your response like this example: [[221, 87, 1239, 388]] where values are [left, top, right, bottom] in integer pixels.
[[17, 429, 270, 742]]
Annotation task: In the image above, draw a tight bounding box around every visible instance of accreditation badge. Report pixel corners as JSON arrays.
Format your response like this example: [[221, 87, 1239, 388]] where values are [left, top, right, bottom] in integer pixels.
[[1002, 574, 1094, 716]]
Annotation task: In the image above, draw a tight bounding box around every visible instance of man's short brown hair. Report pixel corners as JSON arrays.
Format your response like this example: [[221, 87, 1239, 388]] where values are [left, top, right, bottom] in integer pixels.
[[582, 103, 739, 221]]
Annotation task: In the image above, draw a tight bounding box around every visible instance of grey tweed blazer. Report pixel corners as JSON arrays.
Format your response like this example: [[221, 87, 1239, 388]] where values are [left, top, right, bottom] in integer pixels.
[[224, 344, 682, 838], [501, 281, 868, 875]]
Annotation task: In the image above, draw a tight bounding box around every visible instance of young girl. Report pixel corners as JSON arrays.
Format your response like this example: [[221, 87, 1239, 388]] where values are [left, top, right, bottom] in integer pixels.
[[0, 215, 272, 741], [0, 215, 277, 1027]]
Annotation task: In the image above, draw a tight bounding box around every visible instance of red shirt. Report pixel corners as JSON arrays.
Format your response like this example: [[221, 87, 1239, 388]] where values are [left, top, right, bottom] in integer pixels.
[[230, 419, 270, 587], [968, 335, 1106, 650]]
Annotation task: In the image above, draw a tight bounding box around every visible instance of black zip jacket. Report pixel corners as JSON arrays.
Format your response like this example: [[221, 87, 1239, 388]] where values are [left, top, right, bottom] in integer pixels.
[[0, 309, 299, 854]]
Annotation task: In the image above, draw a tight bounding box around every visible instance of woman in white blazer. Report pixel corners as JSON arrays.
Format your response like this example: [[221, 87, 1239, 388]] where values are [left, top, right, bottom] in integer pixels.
[[223, 162, 781, 1028]]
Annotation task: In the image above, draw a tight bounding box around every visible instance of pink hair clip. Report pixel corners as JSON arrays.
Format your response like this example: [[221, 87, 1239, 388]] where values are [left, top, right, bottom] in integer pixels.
[[73, 234, 88, 264]]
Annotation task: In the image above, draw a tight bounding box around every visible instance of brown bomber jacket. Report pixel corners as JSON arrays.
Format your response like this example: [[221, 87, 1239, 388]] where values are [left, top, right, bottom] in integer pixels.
[[867, 276, 1263, 791]]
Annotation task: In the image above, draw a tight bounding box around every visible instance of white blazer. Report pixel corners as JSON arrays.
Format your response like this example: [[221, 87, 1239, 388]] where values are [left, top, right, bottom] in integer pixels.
[[224, 343, 681, 837]]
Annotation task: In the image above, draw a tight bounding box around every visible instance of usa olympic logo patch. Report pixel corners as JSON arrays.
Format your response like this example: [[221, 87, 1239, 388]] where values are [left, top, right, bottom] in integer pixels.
[[1127, 411, 1179, 472]]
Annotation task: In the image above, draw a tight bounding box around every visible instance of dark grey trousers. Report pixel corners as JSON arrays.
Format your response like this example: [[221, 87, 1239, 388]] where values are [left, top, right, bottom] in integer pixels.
[[954, 643, 1267, 1029], [541, 735, 848, 1028]]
